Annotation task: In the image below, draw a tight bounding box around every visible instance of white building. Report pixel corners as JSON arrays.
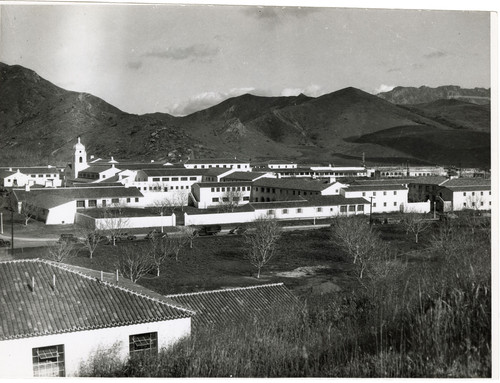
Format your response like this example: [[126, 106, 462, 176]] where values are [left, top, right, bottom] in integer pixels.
[[183, 158, 251, 170], [0, 259, 193, 378], [0, 167, 63, 188], [436, 178, 492, 211], [340, 184, 409, 213], [252, 178, 347, 202], [12, 186, 145, 224], [266, 160, 298, 169], [191, 181, 253, 209]]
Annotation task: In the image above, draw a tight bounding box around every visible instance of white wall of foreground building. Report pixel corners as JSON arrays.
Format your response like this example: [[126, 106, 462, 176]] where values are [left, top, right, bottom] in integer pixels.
[[185, 211, 259, 226], [76, 213, 176, 230], [0, 317, 191, 378], [404, 201, 432, 214], [45, 201, 77, 225]]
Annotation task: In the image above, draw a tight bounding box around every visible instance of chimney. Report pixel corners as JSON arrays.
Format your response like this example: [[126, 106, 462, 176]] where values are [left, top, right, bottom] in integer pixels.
[[52, 274, 56, 290], [90, 155, 95, 160], [151, 160, 155, 163], [9, 167, 12, 171], [31, 276, 35, 291], [25, 184, 30, 192]]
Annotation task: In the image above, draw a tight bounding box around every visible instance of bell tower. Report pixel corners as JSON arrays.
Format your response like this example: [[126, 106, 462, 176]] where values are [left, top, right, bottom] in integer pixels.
[[73, 137, 88, 178]]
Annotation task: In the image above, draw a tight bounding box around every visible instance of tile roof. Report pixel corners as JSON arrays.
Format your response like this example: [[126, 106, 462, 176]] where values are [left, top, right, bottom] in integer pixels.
[[249, 199, 308, 210], [222, 172, 268, 181], [352, 178, 414, 185], [80, 165, 119, 174], [0, 169, 15, 178], [440, 178, 491, 188], [253, 177, 335, 191], [344, 184, 408, 192], [195, 181, 254, 188], [185, 158, 249, 165], [0, 167, 62, 174], [13, 187, 144, 207], [166, 283, 298, 327], [0, 259, 193, 341], [305, 195, 370, 206], [406, 176, 449, 185], [141, 168, 209, 177]]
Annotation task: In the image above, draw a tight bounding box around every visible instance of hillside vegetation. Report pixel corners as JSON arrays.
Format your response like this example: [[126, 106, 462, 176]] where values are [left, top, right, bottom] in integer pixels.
[[0, 62, 491, 168]]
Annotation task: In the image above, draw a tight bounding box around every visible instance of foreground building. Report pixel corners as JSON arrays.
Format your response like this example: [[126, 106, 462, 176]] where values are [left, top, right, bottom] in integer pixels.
[[0, 259, 193, 378]]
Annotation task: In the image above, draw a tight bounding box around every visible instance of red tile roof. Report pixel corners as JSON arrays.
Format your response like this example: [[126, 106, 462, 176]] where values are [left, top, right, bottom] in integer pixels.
[[166, 283, 298, 327], [0, 259, 193, 340]]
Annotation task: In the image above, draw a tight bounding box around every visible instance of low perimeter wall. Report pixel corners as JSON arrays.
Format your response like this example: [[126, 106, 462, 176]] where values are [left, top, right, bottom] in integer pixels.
[[76, 213, 176, 230], [184, 211, 259, 226], [404, 201, 431, 214]]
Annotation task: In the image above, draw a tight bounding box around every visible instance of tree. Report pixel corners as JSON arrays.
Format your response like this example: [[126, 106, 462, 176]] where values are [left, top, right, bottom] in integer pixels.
[[100, 205, 129, 246], [179, 226, 198, 249], [243, 217, 282, 279], [77, 221, 105, 259], [331, 216, 381, 279], [218, 188, 244, 212], [47, 240, 77, 262], [400, 211, 432, 243], [147, 236, 172, 277], [116, 244, 153, 283], [20, 201, 40, 225]]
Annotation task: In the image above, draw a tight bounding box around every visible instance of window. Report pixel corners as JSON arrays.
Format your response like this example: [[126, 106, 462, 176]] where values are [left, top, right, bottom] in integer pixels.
[[282, 209, 288, 214], [88, 200, 97, 208], [222, 197, 229, 202], [357, 205, 364, 211], [373, 203, 377, 207], [481, 202, 484, 206], [383, 202, 387, 207], [297, 208, 302, 214], [394, 191, 397, 195], [181, 177, 188, 181], [190, 177, 197, 181], [472, 192, 475, 196], [102, 200, 107, 207], [463, 192, 467, 196], [129, 332, 158, 355], [127, 198, 131, 203], [135, 198, 139, 202], [211, 188, 215, 192], [340, 206, 347, 213], [162, 177, 168, 181], [212, 198, 219, 202], [32, 344, 65, 377], [373, 192, 376, 196], [349, 205, 355, 212], [243, 196, 250, 201], [152, 177, 160, 182], [480, 191, 484, 196], [394, 202, 397, 206], [76, 200, 85, 208], [383, 191, 387, 196], [221, 187, 226, 192], [112, 198, 119, 204], [267, 209, 275, 215], [216, 188, 220, 192], [171, 177, 179, 181], [362, 192, 366, 197], [463, 202, 467, 207], [317, 207, 322, 212]]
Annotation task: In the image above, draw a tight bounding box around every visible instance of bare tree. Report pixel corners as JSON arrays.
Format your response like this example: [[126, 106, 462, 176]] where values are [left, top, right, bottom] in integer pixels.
[[100, 205, 129, 246], [179, 226, 198, 249], [331, 216, 381, 279], [400, 211, 432, 243], [20, 201, 40, 225], [116, 244, 153, 283], [147, 236, 172, 277], [77, 221, 105, 259], [47, 240, 77, 262], [218, 188, 244, 212], [150, 191, 188, 216], [243, 217, 282, 279]]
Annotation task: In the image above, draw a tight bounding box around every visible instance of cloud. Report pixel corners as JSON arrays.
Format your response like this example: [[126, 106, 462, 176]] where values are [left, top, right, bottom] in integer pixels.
[[374, 84, 396, 94], [127, 61, 143, 70], [280, 84, 324, 97], [144, 44, 220, 61], [167, 87, 256, 116], [424, 50, 447, 59]]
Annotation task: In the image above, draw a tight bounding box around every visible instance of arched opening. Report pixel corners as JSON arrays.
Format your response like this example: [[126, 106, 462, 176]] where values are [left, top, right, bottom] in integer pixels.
[[79, 157, 83, 163]]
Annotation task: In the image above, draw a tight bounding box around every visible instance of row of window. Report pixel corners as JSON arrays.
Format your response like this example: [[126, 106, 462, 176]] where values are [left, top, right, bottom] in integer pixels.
[[76, 198, 139, 208], [191, 164, 249, 169], [210, 186, 251, 192], [150, 176, 198, 182], [464, 201, 491, 207], [142, 185, 189, 191], [372, 202, 399, 208], [463, 191, 490, 196], [361, 191, 398, 197], [28, 174, 58, 178], [32, 332, 158, 377], [212, 196, 250, 202], [254, 187, 321, 196], [264, 205, 365, 215]]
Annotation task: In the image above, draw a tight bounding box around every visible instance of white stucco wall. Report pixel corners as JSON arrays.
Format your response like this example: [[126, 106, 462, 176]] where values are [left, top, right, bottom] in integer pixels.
[[185, 211, 260, 226], [93, 214, 176, 230], [341, 189, 408, 213], [46, 201, 77, 225], [0, 317, 191, 378]]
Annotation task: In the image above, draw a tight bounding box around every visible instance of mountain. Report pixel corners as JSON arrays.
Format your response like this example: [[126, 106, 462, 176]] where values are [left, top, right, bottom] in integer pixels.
[[0, 62, 197, 165], [377, 85, 490, 105], [0, 63, 491, 168]]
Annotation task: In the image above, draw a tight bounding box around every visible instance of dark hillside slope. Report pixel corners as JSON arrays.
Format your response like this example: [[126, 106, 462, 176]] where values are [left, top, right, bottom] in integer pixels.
[[400, 99, 490, 132], [377, 85, 490, 105]]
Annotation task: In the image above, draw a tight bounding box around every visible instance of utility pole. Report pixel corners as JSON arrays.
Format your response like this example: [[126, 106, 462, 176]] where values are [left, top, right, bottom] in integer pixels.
[[0, 212, 3, 234], [369, 196, 374, 225]]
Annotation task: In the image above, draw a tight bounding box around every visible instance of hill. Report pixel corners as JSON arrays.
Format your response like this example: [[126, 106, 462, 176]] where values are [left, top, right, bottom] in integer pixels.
[[377, 85, 490, 105], [0, 63, 491, 168]]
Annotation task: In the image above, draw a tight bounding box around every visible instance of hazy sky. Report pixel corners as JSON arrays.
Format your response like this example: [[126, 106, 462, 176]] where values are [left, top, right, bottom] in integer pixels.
[[0, 3, 492, 115]]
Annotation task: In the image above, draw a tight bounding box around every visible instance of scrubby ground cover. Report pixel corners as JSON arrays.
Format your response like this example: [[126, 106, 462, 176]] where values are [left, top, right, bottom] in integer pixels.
[[12, 214, 491, 377]]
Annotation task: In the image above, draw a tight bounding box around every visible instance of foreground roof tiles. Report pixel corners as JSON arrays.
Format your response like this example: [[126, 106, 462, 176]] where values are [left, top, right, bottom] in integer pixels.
[[166, 283, 298, 327], [0, 259, 193, 341]]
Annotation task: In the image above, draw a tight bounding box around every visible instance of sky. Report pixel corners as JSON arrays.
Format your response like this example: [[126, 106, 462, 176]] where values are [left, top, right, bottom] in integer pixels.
[[0, 2, 493, 116]]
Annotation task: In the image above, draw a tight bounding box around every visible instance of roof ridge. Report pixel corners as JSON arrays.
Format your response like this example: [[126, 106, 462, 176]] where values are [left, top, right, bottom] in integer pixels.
[[35, 259, 195, 315], [165, 282, 285, 298]]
